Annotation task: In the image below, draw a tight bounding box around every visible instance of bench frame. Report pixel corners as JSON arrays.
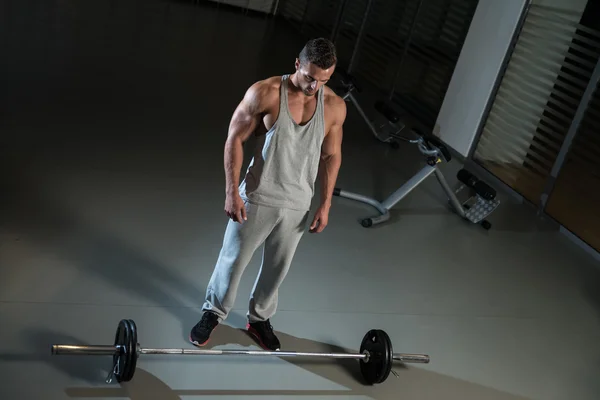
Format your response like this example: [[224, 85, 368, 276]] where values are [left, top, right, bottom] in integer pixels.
[[334, 70, 497, 229]]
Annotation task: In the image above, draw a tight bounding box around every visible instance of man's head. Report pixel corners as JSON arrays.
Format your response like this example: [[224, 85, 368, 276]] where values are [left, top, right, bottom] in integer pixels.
[[294, 38, 337, 96]]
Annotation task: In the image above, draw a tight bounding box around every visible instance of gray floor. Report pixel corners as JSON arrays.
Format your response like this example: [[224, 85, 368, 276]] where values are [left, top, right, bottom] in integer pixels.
[[1, 1, 600, 399]]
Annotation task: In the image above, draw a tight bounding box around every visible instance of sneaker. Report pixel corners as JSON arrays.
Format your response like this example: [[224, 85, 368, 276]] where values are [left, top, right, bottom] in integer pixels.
[[246, 319, 281, 351], [189, 312, 219, 347]]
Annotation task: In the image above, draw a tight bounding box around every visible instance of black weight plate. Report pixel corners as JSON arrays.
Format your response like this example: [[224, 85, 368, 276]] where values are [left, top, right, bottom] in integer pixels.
[[381, 329, 393, 383], [359, 329, 393, 385], [119, 320, 131, 382], [121, 320, 134, 382], [123, 319, 138, 382], [113, 320, 129, 383]]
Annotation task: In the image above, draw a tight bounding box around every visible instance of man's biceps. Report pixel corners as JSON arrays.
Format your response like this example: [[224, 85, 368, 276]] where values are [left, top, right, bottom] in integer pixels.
[[233, 102, 254, 119], [321, 140, 340, 158], [233, 104, 262, 125], [328, 125, 344, 146]]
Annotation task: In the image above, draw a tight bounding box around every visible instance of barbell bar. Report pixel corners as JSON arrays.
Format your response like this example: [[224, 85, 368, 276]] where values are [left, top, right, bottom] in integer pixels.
[[50, 319, 430, 385], [51, 345, 429, 362]]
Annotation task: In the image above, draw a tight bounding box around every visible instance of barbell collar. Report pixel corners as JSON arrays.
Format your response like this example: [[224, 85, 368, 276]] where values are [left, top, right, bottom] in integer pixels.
[[52, 345, 120, 356], [393, 353, 430, 363]]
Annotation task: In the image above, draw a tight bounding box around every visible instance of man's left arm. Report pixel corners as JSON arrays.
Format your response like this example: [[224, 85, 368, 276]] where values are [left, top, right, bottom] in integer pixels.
[[310, 98, 346, 233]]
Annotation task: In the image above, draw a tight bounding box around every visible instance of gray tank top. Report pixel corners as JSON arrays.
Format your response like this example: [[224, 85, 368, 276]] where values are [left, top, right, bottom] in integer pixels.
[[239, 75, 325, 211]]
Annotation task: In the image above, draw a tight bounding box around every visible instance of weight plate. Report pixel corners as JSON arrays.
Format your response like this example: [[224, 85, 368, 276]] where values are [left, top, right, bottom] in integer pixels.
[[121, 320, 134, 382], [123, 319, 138, 382], [359, 329, 393, 385], [113, 320, 128, 383], [381, 329, 393, 383]]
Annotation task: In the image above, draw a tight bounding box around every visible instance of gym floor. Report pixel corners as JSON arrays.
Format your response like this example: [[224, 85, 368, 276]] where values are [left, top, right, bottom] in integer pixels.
[[1, 1, 600, 399]]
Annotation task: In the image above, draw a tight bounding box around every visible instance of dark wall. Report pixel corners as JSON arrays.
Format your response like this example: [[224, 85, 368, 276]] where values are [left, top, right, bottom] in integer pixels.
[[277, 0, 479, 129]]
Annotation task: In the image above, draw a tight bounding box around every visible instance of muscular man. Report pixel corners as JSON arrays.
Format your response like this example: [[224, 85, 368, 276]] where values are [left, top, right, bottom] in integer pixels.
[[190, 38, 347, 351]]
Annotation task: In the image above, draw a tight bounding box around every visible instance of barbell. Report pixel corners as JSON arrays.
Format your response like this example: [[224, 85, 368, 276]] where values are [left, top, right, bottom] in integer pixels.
[[51, 319, 429, 385]]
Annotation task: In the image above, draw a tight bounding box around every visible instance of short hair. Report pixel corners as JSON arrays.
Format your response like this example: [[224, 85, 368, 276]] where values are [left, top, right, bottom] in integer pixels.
[[298, 38, 337, 69]]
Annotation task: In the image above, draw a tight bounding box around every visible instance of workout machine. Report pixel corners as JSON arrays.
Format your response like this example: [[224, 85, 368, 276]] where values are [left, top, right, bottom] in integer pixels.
[[51, 319, 430, 386], [334, 70, 500, 229], [337, 69, 405, 149]]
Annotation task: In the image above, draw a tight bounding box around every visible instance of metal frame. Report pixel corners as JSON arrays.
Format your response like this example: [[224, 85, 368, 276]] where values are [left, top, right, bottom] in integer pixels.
[[334, 76, 480, 228], [388, 0, 425, 100], [330, 0, 349, 43], [272, 0, 280, 15], [539, 57, 600, 210], [347, 0, 374, 74], [299, 0, 311, 32], [335, 164, 467, 227]]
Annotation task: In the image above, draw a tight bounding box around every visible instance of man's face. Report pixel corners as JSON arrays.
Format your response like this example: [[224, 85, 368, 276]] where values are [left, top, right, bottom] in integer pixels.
[[295, 59, 335, 96]]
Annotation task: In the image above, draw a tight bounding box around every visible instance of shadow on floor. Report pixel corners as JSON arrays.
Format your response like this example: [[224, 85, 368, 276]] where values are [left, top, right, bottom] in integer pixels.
[[61, 324, 533, 400], [0, 156, 212, 341], [0, 329, 111, 384]]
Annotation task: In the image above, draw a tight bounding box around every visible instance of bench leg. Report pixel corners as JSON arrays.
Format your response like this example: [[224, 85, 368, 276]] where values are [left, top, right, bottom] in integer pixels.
[[380, 165, 437, 210], [334, 164, 473, 227], [334, 164, 437, 227], [433, 168, 467, 219]]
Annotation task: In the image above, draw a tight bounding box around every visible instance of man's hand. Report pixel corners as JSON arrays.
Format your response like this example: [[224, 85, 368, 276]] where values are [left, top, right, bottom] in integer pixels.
[[225, 193, 247, 223], [309, 204, 330, 233]]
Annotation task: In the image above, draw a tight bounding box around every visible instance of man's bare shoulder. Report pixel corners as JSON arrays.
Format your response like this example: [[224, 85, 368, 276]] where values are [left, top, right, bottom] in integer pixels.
[[245, 77, 281, 109], [323, 85, 347, 120], [247, 76, 281, 97]]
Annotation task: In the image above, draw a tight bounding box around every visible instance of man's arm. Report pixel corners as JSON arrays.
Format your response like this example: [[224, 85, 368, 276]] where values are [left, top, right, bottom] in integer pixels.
[[224, 82, 264, 195], [309, 96, 346, 233], [318, 98, 346, 209], [223, 81, 265, 222]]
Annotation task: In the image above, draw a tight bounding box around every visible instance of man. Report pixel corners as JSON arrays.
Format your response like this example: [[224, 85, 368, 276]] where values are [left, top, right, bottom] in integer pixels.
[[190, 38, 347, 351]]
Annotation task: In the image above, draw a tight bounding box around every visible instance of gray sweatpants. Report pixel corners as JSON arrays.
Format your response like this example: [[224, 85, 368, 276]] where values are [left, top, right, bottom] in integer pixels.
[[202, 200, 309, 323]]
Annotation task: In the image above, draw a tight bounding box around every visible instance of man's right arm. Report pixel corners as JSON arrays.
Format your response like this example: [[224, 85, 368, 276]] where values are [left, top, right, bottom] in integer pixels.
[[223, 81, 265, 222]]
